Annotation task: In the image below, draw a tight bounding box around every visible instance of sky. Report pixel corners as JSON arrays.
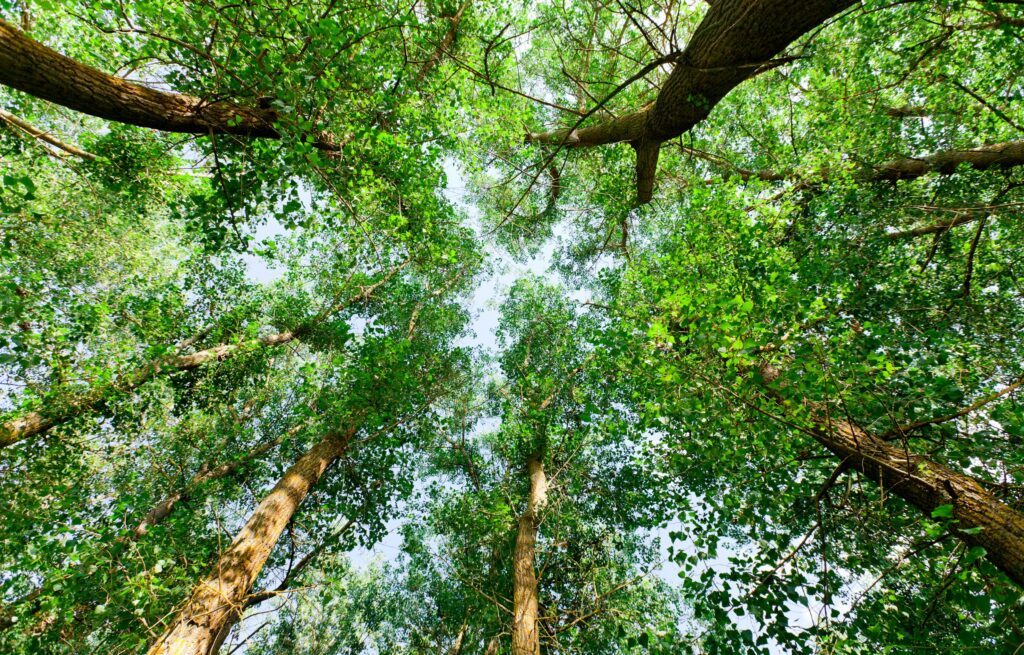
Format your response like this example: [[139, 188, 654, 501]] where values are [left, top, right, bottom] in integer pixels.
[[225, 158, 829, 653]]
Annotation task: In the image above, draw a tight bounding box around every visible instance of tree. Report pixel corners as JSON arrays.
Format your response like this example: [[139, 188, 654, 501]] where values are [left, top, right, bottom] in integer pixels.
[[3, 0, 1024, 653]]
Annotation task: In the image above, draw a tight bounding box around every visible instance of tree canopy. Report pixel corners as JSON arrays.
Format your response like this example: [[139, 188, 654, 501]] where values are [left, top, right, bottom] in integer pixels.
[[1, 0, 1023, 653]]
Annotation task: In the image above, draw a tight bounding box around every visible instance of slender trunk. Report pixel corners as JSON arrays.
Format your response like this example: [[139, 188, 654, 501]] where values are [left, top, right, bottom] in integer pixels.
[[810, 418, 1024, 588], [0, 330, 298, 450], [448, 619, 468, 655], [512, 457, 546, 655], [0, 107, 96, 159], [0, 432, 291, 635], [484, 636, 500, 655], [0, 263, 405, 451], [146, 430, 352, 655], [0, 19, 338, 149]]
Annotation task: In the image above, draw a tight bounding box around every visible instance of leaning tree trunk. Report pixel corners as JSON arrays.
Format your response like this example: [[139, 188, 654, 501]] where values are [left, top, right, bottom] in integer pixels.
[[0, 263, 404, 451], [0, 18, 347, 149], [810, 418, 1024, 588], [754, 361, 1024, 588], [146, 429, 352, 655], [0, 330, 299, 450], [512, 457, 547, 655]]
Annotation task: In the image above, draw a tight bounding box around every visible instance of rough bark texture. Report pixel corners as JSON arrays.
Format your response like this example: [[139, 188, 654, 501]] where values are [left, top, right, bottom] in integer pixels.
[[753, 362, 1024, 587], [448, 620, 468, 655], [871, 140, 1024, 181], [131, 432, 289, 538], [679, 139, 1024, 192], [415, 1, 471, 83], [146, 430, 351, 655], [484, 636, 500, 655], [0, 19, 338, 149], [526, 0, 856, 202], [811, 419, 1024, 588], [512, 457, 547, 655], [646, 1, 854, 142]]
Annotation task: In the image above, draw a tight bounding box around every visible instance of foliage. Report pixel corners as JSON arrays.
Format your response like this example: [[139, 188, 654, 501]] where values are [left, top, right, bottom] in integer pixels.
[[2, 0, 1024, 653]]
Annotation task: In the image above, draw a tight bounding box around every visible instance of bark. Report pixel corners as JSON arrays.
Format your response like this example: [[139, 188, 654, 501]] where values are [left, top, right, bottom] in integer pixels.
[[512, 457, 547, 655], [0, 330, 296, 450], [0, 107, 96, 159], [484, 636, 500, 655], [646, 1, 854, 142], [415, 1, 471, 83], [679, 139, 1024, 191], [0, 266, 402, 451], [757, 364, 1024, 587], [884, 105, 930, 118], [131, 431, 291, 538], [448, 619, 468, 655], [0, 19, 339, 149], [241, 516, 355, 609], [146, 429, 352, 655], [526, 0, 856, 202], [870, 140, 1024, 181], [809, 418, 1024, 587]]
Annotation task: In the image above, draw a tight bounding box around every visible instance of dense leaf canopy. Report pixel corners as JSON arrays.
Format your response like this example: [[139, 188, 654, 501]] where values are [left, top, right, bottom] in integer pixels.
[[1, 0, 1023, 653]]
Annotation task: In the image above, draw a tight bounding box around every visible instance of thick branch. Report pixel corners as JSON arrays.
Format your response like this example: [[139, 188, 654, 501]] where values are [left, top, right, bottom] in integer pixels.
[[131, 430, 293, 538], [525, 0, 856, 202], [756, 364, 1024, 587], [810, 418, 1024, 588], [677, 139, 1024, 201], [0, 19, 339, 150], [871, 140, 1024, 181]]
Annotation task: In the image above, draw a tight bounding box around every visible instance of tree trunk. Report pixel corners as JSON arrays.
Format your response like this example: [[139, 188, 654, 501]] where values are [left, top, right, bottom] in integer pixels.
[[755, 362, 1024, 588], [0, 263, 405, 451], [511, 457, 547, 655], [525, 0, 856, 202], [448, 619, 468, 655], [0, 330, 298, 450], [871, 140, 1024, 181], [810, 418, 1024, 588], [146, 429, 352, 655], [131, 431, 292, 538], [0, 19, 338, 149]]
